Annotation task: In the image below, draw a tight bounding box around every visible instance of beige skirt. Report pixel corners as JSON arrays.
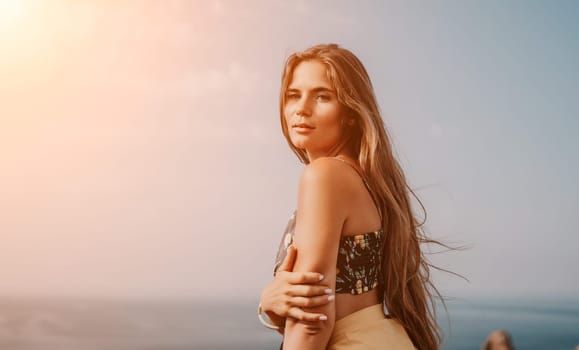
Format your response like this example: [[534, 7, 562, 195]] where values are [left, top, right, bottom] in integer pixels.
[[327, 304, 416, 350]]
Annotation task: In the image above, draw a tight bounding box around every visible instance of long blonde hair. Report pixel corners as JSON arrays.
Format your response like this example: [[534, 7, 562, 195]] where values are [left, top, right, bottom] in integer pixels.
[[279, 43, 442, 350]]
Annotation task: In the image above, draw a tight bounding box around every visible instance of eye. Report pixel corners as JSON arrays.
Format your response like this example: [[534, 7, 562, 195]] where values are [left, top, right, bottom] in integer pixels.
[[286, 92, 299, 100], [316, 94, 331, 101]]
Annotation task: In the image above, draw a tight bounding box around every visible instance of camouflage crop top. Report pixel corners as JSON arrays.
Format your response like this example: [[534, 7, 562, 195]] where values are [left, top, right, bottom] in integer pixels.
[[273, 157, 384, 295]]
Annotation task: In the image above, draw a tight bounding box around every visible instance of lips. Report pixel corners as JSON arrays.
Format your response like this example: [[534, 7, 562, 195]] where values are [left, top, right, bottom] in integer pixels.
[[292, 122, 314, 129]]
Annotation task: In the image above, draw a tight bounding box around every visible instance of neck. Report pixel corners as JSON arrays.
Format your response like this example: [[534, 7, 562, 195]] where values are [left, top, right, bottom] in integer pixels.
[[306, 146, 356, 163]]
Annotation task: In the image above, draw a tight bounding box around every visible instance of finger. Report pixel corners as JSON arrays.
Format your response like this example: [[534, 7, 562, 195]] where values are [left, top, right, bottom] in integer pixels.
[[278, 245, 297, 272], [290, 295, 334, 309], [287, 307, 328, 323], [287, 271, 325, 284], [289, 284, 332, 297]]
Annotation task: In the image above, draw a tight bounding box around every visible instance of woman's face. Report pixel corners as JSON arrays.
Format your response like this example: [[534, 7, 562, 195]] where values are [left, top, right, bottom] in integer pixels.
[[283, 60, 345, 160]]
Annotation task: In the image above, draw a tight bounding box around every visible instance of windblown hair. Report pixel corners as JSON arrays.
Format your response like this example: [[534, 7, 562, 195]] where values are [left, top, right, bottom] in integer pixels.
[[279, 43, 443, 350]]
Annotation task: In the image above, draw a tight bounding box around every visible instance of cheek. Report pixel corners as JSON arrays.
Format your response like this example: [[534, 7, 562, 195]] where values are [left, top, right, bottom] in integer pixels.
[[284, 115, 293, 133], [319, 105, 343, 129], [283, 102, 294, 122]]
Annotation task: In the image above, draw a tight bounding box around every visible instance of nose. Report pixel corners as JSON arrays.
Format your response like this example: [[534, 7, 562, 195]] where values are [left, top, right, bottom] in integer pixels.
[[295, 96, 312, 117]]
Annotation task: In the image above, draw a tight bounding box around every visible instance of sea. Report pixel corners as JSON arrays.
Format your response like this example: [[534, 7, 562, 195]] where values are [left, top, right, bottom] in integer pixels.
[[0, 296, 577, 349]]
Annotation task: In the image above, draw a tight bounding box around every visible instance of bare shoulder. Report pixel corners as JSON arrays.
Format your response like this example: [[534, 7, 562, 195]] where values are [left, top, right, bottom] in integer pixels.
[[295, 157, 357, 224], [299, 156, 357, 190]]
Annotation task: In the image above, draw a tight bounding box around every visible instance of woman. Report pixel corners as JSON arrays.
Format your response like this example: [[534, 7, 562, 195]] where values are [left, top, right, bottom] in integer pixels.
[[259, 43, 441, 349]]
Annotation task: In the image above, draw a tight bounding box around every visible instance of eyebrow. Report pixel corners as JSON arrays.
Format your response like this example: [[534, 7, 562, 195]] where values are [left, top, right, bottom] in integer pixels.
[[286, 87, 335, 94]]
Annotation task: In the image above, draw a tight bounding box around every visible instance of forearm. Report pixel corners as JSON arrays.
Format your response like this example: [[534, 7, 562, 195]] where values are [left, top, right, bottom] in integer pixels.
[[265, 310, 286, 335], [282, 308, 334, 349]]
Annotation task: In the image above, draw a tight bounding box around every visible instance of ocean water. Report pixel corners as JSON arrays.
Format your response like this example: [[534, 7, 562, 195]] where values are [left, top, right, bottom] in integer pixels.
[[437, 296, 579, 350], [0, 296, 577, 349]]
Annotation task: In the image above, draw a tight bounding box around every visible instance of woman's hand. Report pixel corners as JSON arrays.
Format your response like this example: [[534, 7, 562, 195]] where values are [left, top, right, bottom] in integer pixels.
[[260, 245, 334, 329]]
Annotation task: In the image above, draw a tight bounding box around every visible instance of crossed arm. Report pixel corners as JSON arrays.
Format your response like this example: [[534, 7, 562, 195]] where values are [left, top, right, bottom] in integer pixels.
[[261, 244, 332, 335], [282, 158, 348, 350]]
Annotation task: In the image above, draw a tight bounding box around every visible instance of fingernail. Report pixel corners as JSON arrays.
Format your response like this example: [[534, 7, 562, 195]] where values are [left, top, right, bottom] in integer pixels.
[[319, 315, 328, 321], [328, 295, 335, 301], [319, 274, 324, 281], [324, 288, 333, 294]]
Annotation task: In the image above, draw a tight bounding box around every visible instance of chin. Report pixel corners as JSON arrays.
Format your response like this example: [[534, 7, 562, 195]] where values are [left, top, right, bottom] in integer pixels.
[[289, 136, 309, 149]]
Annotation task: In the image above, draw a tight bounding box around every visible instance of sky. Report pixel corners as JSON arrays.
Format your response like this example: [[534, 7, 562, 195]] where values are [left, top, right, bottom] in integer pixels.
[[0, 0, 578, 301]]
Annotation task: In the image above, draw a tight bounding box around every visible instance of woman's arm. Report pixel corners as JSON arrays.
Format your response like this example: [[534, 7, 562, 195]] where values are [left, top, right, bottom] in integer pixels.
[[282, 159, 348, 350], [260, 245, 334, 335]]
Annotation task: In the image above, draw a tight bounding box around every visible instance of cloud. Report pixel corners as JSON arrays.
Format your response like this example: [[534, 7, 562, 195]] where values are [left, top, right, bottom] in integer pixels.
[[192, 119, 275, 145], [183, 61, 262, 98], [274, 1, 358, 25]]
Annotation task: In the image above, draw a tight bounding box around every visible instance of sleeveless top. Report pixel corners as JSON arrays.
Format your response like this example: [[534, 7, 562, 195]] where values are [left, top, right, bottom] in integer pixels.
[[273, 157, 384, 295]]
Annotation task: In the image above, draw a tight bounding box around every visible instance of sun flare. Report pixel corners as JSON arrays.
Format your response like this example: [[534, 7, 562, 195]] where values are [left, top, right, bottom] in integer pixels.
[[0, 0, 28, 31]]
